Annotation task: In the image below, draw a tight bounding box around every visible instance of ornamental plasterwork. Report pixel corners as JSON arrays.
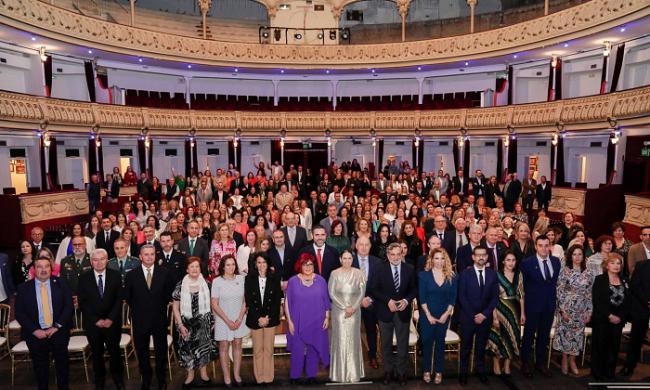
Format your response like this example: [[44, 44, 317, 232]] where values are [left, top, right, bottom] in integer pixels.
[[0, 0, 648, 68], [548, 187, 586, 216], [1, 86, 650, 135], [623, 195, 650, 227], [19, 191, 89, 224]]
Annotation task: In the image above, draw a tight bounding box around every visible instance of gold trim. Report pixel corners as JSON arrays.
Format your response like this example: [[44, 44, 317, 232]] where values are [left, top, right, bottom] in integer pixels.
[[1, 86, 649, 136], [0, 0, 648, 68]]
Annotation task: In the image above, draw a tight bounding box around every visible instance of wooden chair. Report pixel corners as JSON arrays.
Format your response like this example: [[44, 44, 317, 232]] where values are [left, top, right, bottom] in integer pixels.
[[68, 306, 91, 382], [0, 303, 10, 360], [119, 301, 135, 379]]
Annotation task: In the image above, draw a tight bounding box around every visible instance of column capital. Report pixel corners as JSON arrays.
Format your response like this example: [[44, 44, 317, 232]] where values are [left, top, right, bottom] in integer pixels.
[[396, 0, 411, 17], [197, 0, 212, 14], [467, 0, 477, 7]]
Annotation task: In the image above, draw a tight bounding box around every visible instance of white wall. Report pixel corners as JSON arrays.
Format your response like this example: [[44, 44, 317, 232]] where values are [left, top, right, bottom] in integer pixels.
[[338, 79, 419, 97], [561, 54, 602, 98], [50, 58, 89, 101], [101, 137, 139, 180], [333, 140, 375, 168], [513, 62, 549, 104], [152, 140, 185, 179], [108, 68, 187, 93], [469, 140, 498, 177], [0, 48, 42, 95], [55, 136, 89, 189], [622, 43, 650, 90], [277, 80, 333, 98], [422, 72, 497, 94], [241, 140, 271, 175], [382, 140, 413, 168], [422, 140, 455, 174], [196, 140, 229, 173], [516, 138, 551, 181], [0, 134, 40, 189], [563, 135, 609, 188]]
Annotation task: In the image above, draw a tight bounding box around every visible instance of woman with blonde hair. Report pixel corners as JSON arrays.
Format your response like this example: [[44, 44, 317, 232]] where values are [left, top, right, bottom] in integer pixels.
[[532, 216, 550, 241], [207, 223, 237, 282], [418, 248, 458, 384]]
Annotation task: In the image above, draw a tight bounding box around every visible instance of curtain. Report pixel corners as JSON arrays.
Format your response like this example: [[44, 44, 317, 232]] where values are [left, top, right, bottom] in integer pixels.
[[88, 138, 97, 179], [270, 140, 281, 165], [96, 74, 113, 104], [496, 137, 504, 182], [556, 136, 565, 185], [550, 140, 556, 184], [97, 141, 105, 182], [417, 140, 424, 175], [236, 142, 241, 170], [610, 43, 626, 93], [555, 58, 562, 100], [43, 55, 53, 97], [411, 141, 417, 172], [137, 139, 147, 176], [507, 65, 514, 105], [547, 61, 555, 102], [606, 135, 615, 184], [192, 142, 198, 177], [147, 140, 153, 179], [378, 139, 384, 172], [228, 140, 235, 168], [494, 77, 508, 106], [507, 137, 517, 173], [600, 55, 608, 94], [184, 140, 192, 178], [452, 138, 459, 172], [463, 139, 470, 172], [84, 61, 96, 103], [48, 136, 59, 188], [39, 137, 47, 190]]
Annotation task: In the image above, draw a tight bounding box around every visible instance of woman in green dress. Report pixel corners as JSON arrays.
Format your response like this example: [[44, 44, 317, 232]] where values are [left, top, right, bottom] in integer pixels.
[[487, 251, 525, 377], [325, 220, 351, 254]]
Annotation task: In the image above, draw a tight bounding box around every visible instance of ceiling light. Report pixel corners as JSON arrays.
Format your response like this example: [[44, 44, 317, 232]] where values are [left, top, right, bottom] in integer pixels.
[[87, 49, 93, 54], [563, 43, 569, 48], [279, 4, 290, 10], [326, 70, 330, 74], [513, 54, 518, 59], [31, 36, 36, 41], [294, 33, 302, 40], [464, 62, 469, 66], [280, 69, 285, 74], [417, 66, 422, 71], [138, 57, 143, 63], [329, 30, 337, 40], [341, 29, 350, 40], [371, 69, 375, 73], [234, 68, 239, 72], [187, 64, 192, 69], [317, 32, 324, 40], [619, 27, 626, 32]]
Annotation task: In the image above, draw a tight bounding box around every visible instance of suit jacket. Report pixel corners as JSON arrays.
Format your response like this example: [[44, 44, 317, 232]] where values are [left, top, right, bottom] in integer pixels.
[[319, 216, 348, 237], [268, 246, 296, 281], [95, 230, 120, 259], [443, 230, 466, 262], [138, 240, 162, 256], [156, 249, 187, 284], [353, 254, 382, 303], [213, 191, 228, 205], [107, 256, 140, 286], [628, 259, 650, 320], [627, 242, 649, 276], [458, 267, 498, 323], [520, 255, 561, 314], [471, 176, 486, 197], [124, 265, 175, 332], [244, 273, 282, 329], [282, 226, 308, 253], [522, 178, 537, 198], [455, 243, 477, 273], [77, 268, 122, 330], [592, 273, 629, 323], [536, 183, 552, 205], [481, 240, 507, 270], [375, 178, 388, 192], [299, 244, 340, 282], [177, 236, 210, 269], [15, 277, 74, 338], [452, 176, 469, 196], [0, 253, 16, 298], [369, 261, 417, 323]]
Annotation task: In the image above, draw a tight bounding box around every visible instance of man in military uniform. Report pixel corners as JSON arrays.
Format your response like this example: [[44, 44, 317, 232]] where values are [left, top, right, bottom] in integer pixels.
[[108, 237, 140, 286], [156, 232, 186, 284], [60, 235, 92, 295]]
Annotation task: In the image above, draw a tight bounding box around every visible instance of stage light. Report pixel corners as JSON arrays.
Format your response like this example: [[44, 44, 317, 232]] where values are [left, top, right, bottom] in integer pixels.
[[329, 30, 337, 40]]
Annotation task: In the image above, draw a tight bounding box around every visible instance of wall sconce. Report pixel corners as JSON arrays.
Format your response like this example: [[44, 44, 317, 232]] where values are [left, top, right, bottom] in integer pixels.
[[414, 137, 420, 148], [43, 132, 51, 147], [143, 136, 150, 148], [610, 128, 621, 145], [280, 138, 285, 147], [603, 41, 612, 57], [551, 55, 558, 68], [458, 136, 465, 148], [551, 133, 559, 146], [372, 138, 376, 147], [233, 138, 238, 148], [39, 46, 47, 62], [95, 136, 102, 148], [503, 136, 510, 148]]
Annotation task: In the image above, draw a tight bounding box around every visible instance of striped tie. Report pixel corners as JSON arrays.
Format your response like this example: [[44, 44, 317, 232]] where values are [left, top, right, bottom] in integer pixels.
[[393, 265, 400, 291]]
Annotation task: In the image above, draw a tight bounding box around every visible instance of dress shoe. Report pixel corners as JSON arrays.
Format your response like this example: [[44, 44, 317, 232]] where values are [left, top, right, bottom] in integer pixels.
[[399, 373, 407, 385], [458, 373, 468, 386], [434, 373, 442, 385], [478, 373, 489, 385], [619, 367, 633, 377], [369, 358, 378, 369], [224, 382, 233, 388], [383, 372, 391, 385], [201, 378, 212, 385], [536, 365, 553, 378], [307, 377, 317, 385], [141, 383, 151, 390], [521, 364, 533, 378]]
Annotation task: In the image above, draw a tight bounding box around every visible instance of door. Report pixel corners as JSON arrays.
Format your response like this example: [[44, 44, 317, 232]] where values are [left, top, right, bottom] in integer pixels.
[[120, 157, 134, 178], [64, 158, 86, 189], [10, 158, 28, 194], [284, 143, 327, 178]]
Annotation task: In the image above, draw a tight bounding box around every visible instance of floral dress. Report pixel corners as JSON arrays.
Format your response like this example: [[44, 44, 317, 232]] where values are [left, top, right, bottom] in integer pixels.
[[172, 284, 217, 369], [553, 267, 595, 356], [207, 239, 237, 282]]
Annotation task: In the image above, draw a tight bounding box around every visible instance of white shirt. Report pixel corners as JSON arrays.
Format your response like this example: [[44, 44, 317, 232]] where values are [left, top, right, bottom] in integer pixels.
[[162, 250, 173, 261], [142, 264, 154, 278], [536, 255, 554, 280], [94, 270, 105, 295], [258, 276, 267, 299], [276, 246, 285, 265], [473, 265, 486, 286]]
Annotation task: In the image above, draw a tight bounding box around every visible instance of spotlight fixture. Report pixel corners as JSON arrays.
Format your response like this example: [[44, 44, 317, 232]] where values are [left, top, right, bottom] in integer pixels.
[[31, 36, 36, 41], [317, 32, 324, 40], [234, 68, 239, 73], [603, 41, 612, 57], [262, 31, 269, 38], [329, 30, 337, 40], [294, 33, 302, 40], [38, 46, 47, 62], [341, 29, 350, 40]]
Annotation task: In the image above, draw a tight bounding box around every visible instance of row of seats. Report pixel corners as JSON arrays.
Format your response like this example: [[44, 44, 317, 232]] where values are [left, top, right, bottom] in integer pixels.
[[124, 90, 482, 111]]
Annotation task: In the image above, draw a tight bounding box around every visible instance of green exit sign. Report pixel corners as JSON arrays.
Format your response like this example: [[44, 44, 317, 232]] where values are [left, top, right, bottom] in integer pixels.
[[642, 147, 649, 157]]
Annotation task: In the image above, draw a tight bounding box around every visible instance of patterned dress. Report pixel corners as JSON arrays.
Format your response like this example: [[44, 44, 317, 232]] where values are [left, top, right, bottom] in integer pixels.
[[172, 284, 218, 369], [553, 267, 594, 356], [207, 239, 237, 282], [488, 271, 524, 359]]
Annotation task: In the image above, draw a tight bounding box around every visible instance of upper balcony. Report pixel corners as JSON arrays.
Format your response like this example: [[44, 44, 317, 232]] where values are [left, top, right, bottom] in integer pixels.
[[1, 0, 648, 68]]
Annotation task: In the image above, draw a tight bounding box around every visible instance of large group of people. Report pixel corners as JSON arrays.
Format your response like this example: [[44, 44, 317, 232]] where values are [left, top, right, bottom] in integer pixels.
[[2, 158, 648, 390]]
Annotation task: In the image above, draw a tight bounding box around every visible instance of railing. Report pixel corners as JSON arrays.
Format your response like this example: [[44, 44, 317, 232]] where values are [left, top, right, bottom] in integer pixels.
[[1, 86, 649, 136]]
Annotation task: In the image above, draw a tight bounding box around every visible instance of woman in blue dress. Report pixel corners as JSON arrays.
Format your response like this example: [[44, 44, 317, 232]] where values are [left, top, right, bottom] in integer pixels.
[[418, 248, 458, 384]]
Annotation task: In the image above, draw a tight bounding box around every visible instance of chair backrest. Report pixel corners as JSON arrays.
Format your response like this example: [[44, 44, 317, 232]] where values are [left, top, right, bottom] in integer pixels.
[[166, 302, 174, 335], [71, 305, 84, 334], [121, 300, 131, 331], [0, 303, 10, 338]]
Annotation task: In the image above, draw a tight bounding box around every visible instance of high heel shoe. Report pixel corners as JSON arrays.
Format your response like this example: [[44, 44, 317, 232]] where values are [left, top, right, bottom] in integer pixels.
[[570, 366, 580, 376], [434, 373, 442, 385], [422, 372, 431, 383]]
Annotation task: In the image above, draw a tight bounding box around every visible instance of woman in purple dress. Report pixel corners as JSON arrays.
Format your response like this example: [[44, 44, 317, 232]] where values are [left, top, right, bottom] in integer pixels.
[[285, 252, 331, 384]]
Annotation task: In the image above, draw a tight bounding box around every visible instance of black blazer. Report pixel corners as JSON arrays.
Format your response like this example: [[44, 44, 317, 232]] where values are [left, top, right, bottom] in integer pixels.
[[268, 246, 296, 281], [353, 254, 382, 301], [15, 277, 74, 338], [369, 262, 417, 323], [299, 244, 340, 282], [281, 226, 308, 253], [536, 183, 552, 205], [177, 236, 210, 273], [471, 176, 486, 197], [628, 260, 650, 320], [96, 230, 121, 259], [592, 273, 628, 324], [452, 176, 469, 196], [244, 272, 282, 329], [156, 249, 187, 284], [458, 267, 499, 323], [124, 265, 175, 332], [138, 240, 162, 257], [77, 268, 122, 330], [455, 243, 477, 273], [481, 239, 507, 270], [442, 230, 465, 262]]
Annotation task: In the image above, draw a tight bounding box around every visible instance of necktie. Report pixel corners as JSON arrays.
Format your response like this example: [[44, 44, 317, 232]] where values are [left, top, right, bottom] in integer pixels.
[[97, 274, 104, 299], [166, 254, 170, 263], [146, 268, 152, 289], [119, 260, 124, 273], [316, 248, 323, 274], [543, 259, 552, 281], [393, 265, 400, 290], [189, 239, 195, 256], [492, 247, 498, 270], [478, 269, 485, 291], [438, 232, 443, 240], [105, 232, 110, 242], [360, 257, 368, 278], [40, 282, 52, 327]]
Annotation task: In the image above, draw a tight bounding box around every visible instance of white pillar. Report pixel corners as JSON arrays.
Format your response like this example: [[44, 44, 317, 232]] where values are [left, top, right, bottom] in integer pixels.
[[273, 80, 279, 106], [417, 78, 424, 105], [331, 80, 338, 111], [185, 77, 192, 107], [280, 139, 285, 166]]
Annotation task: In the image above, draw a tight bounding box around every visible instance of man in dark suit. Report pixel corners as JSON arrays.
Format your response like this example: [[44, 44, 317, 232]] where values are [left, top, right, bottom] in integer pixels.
[[353, 237, 383, 369], [124, 245, 175, 390], [15, 257, 74, 390], [269, 230, 296, 284], [456, 224, 484, 273], [471, 169, 486, 198], [213, 180, 228, 205], [535, 175, 552, 211], [457, 246, 498, 385], [519, 235, 561, 378], [504, 172, 522, 212], [299, 225, 340, 282], [281, 212, 308, 252], [0, 252, 15, 304], [156, 232, 187, 284], [481, 226, 506, 271], [96, 217, 120, 259], [444, 216, 468, 264], [229, 172, 243, 194], [77, 248, 124, 390], [521, 171, 537, 212], [139, 226, 162, 255], [30, 226, 55, 254], [320, 204, 347, 236], [424, 215, 450, 242], [416, 235, 442, 272], [369, 242, 417, 385], [137, 172, 150, 200], [177, 221, 210, 274], [87, 174, 102, 214], [452, 168, 469, 200], [620, 259, 650, 377]]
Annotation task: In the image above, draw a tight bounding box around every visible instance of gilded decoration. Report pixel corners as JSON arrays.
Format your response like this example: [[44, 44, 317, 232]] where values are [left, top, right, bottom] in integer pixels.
[[548, 187, 586, 216], [0, 87, 650, 136], [0, 0, 648, 68], [623, 195, 650, 227], [19, 191, 89, 224]]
